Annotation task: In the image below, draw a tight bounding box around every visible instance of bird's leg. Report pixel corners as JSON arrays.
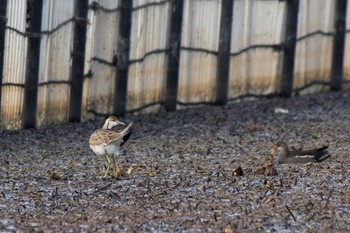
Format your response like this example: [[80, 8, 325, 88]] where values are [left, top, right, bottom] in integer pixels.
[[104, 155, 111, 178], [112, 156, 116, 177]]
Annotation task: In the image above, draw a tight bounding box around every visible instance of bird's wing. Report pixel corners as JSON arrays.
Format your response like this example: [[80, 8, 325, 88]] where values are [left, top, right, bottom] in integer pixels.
[[119, 122, 133, 146], [290, 150, 318, 156], [315, 145, 329, 151], [89, 129, 117, 146], [290, 146, 328, 157], [89, 122, 133, 146]]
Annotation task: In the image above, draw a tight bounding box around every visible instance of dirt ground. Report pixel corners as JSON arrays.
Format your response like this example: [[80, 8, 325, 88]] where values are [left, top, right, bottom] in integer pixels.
[[1, 91, 350, 232]]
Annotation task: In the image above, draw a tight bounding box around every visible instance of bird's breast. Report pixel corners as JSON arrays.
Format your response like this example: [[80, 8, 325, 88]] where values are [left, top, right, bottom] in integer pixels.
[[90, 144, 106, 156]]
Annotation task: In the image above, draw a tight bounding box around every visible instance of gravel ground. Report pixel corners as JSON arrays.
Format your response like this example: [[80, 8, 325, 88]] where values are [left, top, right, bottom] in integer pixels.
[[1, 91, 350, 232]]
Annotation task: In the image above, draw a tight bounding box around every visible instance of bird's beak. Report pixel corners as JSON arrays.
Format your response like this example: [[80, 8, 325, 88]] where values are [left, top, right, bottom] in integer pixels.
[[117, 120, 125, 125]]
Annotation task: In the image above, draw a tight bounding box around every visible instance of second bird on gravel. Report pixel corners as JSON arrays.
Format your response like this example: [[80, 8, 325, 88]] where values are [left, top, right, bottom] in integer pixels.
[[89, 116, 133, 178], [270, 141, 330, 164]]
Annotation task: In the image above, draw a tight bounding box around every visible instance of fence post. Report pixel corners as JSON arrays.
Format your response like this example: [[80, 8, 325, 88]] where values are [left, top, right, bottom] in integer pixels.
[[280, 0, 300, 97], [164, 0, 184, 111], [215, 0, 233, 105], [113, 0, 133, 116], [68, 0, 89, 122], [0, 0, 8, 115], [22, 0, 43, 128], [330, 0, 348, 91]]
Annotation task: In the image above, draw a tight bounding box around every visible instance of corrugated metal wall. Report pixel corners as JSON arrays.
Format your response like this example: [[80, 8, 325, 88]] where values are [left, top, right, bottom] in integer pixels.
[[178, 0, 221, 103], [229, 0, 285, 98], [83, 0, 121, 120], [37, 0, 74, 126], [0, 0, 27, 130], [295, 0, 334, 94], [127, 0, 170, 112], [0, 0, 350, 130]]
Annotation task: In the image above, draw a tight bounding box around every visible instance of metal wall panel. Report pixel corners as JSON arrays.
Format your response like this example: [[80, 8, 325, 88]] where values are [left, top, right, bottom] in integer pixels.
[[127, 0, 170, 113], [229, 0, 285, 98], [36, 0, 74, 126], [178, 0, 221, 103], [294, 0, 335, 94], [82, 0, 96, 121], [83, 0, 120, 119], [0, 0, 27, 130]]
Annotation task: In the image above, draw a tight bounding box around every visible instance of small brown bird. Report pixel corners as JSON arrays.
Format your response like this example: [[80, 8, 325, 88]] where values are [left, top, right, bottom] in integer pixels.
[[89, 116, 133, 178], [270, 141, 330, 164]]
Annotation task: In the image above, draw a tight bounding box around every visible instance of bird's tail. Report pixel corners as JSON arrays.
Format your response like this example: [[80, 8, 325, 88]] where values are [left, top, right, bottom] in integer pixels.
[[315, 148, 330, 162], [122, 122, 133, 134], [119, 122, 133, 146]]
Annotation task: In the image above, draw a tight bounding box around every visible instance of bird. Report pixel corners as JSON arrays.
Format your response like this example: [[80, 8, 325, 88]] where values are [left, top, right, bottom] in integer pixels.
[[89, 116, 133, 178], [270, 141, 330, 164]]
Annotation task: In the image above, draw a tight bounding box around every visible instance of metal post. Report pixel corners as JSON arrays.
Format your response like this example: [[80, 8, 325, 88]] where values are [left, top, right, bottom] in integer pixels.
[[330, 0, 348, 91], [113, 0, 133, 116], [215, 0, 234, 105], [68, 0, 89, 122], [164, 0, 184, 111], [22, 0, 43, 128], [0, 0, 8, 115], [280, 0, 300, 97]]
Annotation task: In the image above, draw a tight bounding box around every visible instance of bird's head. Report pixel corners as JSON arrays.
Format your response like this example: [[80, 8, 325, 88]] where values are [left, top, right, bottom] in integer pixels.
[[272, 141, 289, 154], [103, 116, 125, 129]]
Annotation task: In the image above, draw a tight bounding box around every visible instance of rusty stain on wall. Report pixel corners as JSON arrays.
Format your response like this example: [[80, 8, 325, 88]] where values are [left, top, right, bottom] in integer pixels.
[[294, 39, 333, 89], [178, 52, 217, 103], [0, 86, 24, 129], [37, 84, 70, 126]]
